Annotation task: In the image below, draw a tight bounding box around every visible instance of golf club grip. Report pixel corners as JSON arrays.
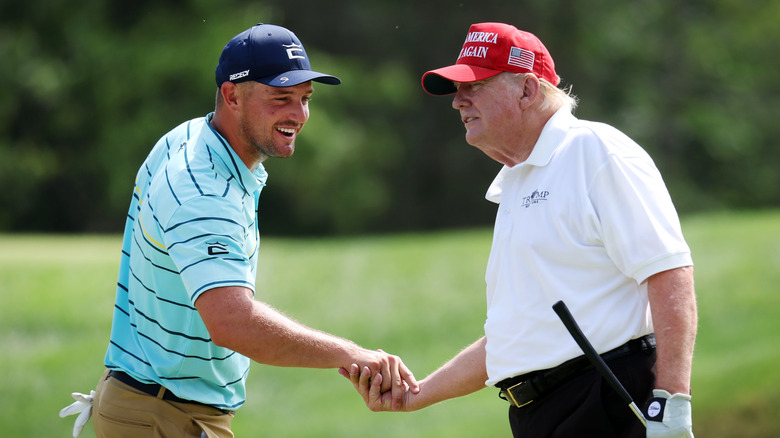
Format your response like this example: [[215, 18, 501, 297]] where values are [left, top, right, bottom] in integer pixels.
[[551, 300, 634, 405]]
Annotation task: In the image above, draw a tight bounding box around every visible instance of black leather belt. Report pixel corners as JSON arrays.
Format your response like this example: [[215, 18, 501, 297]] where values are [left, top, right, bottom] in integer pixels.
[[496, 334, 655, 408], [108, 370, 230, 413]]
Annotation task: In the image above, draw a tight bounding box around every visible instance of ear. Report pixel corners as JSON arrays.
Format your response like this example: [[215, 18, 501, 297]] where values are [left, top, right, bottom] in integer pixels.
[[519, 74, 541, 109], [218, 82, 241, 111]]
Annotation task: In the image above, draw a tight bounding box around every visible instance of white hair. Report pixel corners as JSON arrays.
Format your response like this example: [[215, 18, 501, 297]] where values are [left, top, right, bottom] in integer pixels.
[[538, 76, 578, 113], [511, 73, 578, 113]]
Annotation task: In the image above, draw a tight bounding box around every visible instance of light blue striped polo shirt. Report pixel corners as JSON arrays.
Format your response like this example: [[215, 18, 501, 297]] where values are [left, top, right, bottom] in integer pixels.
[[104, 112, 267, 411]]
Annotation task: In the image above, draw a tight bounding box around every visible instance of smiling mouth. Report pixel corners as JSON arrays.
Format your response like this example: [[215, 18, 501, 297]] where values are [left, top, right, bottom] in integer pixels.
[[463, 117, 478, 124], [276, 127, 297, 138]]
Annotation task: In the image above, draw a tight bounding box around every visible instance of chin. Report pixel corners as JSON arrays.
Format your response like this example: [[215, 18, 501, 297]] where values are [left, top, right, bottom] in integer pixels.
[[275, 146, 296, 159], [464, 133, 480, 148], [264, 142, 296, 159]]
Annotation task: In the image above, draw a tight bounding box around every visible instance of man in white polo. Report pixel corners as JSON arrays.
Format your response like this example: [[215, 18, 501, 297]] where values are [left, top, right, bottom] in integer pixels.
[[346, 22, 696, 438]]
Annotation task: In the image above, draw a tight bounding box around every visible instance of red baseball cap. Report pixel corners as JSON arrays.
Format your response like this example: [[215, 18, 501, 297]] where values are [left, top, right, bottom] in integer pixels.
[[422, 22, 559, 95]]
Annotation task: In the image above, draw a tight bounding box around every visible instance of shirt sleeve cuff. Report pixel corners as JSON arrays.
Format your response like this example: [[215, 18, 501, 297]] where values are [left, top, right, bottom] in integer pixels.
[[634, 252, 693, 284]]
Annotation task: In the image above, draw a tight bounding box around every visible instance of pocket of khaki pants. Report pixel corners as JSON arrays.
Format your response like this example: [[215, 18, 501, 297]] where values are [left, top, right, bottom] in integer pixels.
[[95, 411, 155, 434]]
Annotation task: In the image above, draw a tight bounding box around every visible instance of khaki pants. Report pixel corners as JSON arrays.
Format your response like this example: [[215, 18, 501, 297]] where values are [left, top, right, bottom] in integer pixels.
[[92, 370, 234, 438]]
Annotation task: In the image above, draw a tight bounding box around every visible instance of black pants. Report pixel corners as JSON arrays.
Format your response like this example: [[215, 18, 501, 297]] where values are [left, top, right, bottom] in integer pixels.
[[507, 349, 656, 438]]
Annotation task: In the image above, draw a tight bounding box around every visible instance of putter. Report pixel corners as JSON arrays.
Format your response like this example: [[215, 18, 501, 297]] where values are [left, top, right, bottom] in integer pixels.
[[552, 300, 647, 427]]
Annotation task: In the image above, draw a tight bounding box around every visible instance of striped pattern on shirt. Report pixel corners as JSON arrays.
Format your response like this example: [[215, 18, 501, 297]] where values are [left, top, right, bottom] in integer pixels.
[[105, 114, 267, 410]]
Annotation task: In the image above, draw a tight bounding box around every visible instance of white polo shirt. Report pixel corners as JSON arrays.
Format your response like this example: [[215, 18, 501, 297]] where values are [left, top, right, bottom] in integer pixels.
[[483, 108, 692, 386]]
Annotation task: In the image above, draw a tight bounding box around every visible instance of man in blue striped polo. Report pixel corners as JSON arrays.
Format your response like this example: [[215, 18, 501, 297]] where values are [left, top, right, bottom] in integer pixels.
[[60, 23, 418, 438]]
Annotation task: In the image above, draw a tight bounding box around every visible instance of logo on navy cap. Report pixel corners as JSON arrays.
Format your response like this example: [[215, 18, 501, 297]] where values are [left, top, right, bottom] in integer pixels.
[[229, 70, 250, 81], [283, 43, 305, 60]]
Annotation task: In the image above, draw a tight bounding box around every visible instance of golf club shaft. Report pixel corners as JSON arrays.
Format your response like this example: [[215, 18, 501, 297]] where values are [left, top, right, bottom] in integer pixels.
[[552, 300, 647, 428]]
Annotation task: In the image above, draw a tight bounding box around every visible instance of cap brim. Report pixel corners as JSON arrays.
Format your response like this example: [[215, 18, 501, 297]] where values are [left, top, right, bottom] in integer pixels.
[[259, 70, 341, 87], [422, 65, 502, 95]]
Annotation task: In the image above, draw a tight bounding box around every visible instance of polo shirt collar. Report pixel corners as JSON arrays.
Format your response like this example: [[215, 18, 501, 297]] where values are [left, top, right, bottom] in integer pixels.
[[204, 112, 268, 195], [524, 107, 576, 168], [485, 108, 575, 203]]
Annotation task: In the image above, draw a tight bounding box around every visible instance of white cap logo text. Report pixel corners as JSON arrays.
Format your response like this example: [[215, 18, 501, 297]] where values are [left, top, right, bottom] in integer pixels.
[[458, 32, 499, 60], [464, 32, 499, 44], [283, 43, 305, 60], [229, 70, 250, 81]]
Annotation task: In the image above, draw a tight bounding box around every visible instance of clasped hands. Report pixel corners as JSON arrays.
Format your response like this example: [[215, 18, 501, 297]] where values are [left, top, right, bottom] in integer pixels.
[[338, 349, 420, 412]]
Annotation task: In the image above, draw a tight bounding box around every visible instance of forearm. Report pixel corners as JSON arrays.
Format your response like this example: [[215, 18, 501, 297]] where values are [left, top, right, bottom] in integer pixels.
[[237, 301, 360, 367], [647, 266, 697, 394], [411, 337, 488, 410], [197, 286, 361, 368], [199, 286, 419, 400]]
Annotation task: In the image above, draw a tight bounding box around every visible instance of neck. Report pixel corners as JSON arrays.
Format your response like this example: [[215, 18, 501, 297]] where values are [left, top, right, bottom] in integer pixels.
[[210, 110, 263, 171], [498, 106, 558, 167]]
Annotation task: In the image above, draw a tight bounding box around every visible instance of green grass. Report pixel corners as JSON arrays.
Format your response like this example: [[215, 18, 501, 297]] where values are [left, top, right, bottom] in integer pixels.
[[1, 209, 778, 437]]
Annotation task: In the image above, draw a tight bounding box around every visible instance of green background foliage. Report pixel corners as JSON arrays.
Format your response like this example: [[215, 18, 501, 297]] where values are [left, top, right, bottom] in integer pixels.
[[1, 210, 779, 436], [1, 0, 778, 234], [2, 3, 777, 436]]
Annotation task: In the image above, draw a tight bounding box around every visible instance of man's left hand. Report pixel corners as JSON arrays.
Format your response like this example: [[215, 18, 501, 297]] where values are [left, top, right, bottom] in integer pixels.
[[644, 389, 693, 437]]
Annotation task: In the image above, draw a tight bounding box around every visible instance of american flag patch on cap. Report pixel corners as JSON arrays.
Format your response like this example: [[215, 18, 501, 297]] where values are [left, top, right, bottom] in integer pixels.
[[508, 47, 535, 70]]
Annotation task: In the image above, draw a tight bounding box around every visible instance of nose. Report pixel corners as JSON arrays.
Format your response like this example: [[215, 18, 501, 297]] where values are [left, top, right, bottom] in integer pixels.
[[452, 86, 468, 110], [290, 100, 309, 124]]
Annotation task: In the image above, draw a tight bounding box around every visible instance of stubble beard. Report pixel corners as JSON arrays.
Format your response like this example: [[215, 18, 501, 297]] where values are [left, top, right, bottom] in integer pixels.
[[240, 116, 295, 162]]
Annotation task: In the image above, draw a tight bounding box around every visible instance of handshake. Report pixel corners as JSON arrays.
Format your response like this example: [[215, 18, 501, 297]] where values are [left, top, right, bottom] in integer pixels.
[[337, 338, 488, 414], [338, 349, 422, 412], [339, 336, 488, 412]]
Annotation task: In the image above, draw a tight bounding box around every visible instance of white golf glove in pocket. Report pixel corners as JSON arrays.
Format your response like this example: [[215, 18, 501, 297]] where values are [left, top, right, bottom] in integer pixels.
[[59, 391, 95, 437], [644, 389, 693, 438]]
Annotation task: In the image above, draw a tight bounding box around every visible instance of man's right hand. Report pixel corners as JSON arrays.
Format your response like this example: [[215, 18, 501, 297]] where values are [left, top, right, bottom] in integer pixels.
[[345, 349, 419, 411], [340, 363, 421, 412]]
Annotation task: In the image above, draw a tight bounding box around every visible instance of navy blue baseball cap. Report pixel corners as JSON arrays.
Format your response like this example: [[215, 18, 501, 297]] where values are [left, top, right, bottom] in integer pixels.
[[215, 23, 341, 88]]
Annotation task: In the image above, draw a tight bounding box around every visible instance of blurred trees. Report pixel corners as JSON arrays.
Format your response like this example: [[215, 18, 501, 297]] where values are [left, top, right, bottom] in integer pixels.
[[1, 0, 778, 234]]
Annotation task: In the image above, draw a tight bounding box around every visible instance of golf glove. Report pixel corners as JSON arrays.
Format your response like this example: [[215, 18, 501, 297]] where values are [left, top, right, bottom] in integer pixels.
[[59, 390, 95, 437], [645, 389, 693, 438]]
